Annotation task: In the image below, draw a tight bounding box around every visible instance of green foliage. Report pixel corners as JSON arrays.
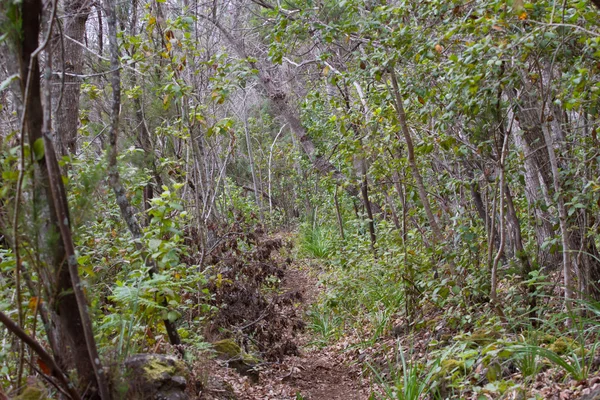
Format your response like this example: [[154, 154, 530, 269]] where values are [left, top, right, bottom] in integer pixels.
[[2, 0, 600, 395], [307, 305, 342, 347], [370, 345, 442, 400], [298, 223, 335, 259], [512, 344, 589, 381]]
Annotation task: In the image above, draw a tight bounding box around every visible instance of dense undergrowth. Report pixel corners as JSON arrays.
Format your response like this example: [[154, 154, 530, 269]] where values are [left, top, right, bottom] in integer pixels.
[[1, 146, 599, 398], [299, 218, 600, 399]]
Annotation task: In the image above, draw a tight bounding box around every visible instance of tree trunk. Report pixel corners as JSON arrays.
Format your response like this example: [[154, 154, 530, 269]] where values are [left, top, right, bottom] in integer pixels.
[[541, 121, 573, 320], [389, 69, 442, 243], [104, 0, 183, 351], [464, 162, 501, 252], [244, 107, 263, 221], [359, 158, 377, 251], [509, 89, 561, 269], [18, 0, 99, 393], [53, 0, 90, 156]]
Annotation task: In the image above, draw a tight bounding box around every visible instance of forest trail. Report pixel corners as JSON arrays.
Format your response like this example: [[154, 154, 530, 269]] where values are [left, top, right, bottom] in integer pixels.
[[207, 255, 372, 400]]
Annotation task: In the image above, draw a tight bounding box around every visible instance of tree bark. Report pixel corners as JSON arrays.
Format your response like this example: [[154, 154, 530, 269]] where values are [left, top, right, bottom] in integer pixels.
[[0, 311, 81, 400], [18, 0, 99, 393], [104, 0, 183, 351], [53, 0, 90, 156], [359, 159, 377, 251], [389, 69, 442, 243], [509, 89, 561, 269], [541, 121, 573, 320]]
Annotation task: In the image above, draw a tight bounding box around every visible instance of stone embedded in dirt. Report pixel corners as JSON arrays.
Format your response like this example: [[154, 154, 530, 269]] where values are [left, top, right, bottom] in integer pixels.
[[391, 323, 407, 337], [581, 388, 600, 400], [123, 353, 189, 400], [213, 339, 260, 382]]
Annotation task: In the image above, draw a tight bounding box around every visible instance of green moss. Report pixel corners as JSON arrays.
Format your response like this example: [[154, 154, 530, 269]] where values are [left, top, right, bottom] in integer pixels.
[[541, 334, 556, 344], [441, 359, 469, 376], [213, 338, 259, 365], [214, 339, 242, 358], [213, 338, 260, 382], [467, 329, 499, 347], [549, 338, 569, 355], [15, 386, 48, 400], [141, 356, 186, 382]]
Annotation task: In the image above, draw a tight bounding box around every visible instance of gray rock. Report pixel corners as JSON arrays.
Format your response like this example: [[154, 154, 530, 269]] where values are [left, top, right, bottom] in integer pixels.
[[123, 353, 189, 400], [581, 388, 600, 400]]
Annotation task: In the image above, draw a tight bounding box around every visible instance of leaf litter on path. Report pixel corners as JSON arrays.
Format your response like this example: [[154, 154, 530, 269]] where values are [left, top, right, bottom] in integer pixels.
[[200, 249, 373, 400]]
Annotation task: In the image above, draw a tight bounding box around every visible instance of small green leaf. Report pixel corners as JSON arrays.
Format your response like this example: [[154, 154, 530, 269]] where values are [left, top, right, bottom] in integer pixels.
[[0, 74, 19, 93], [148, 239, 162, 250], [167, 310, 179, 322], [33, 138, 45, 161]]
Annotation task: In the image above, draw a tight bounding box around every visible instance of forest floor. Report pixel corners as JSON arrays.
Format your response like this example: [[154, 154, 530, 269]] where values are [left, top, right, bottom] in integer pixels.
[[197, 233, 600, 400], [200, 252, 374, 400]]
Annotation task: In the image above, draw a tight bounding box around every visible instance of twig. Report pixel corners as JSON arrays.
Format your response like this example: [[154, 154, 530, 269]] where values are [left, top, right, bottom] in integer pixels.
[[266, 123, 285, 216], [0, 311, 81, 400]]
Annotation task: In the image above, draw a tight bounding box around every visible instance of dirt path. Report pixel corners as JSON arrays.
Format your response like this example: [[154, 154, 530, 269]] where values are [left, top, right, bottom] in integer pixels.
[[204, 260, 372, 400], [263, 264, 370, 400]]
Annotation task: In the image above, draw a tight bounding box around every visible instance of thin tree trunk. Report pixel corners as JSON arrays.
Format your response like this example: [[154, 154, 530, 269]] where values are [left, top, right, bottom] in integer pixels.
[[199, 15, 363, 202], [268, 124, 285, 215], [54, 0, 90, 156], [508, 90, 561, 269], [385, 191, 401, 230], [491, 132, 509, 303], [0, 311, 81, 400], [389, 69, 442, 243], [334, 185, 345, 240], [504, 185, 532, 277], [104, 0, 183, 350], [464, 162, 501, 251], [18, 0, 99, 392], [541, 122, 573, 321], [487, 180, 499, 277], [360, 161, 376, 251], [244, 107, 262, 221], [42, 89, 111, 400]]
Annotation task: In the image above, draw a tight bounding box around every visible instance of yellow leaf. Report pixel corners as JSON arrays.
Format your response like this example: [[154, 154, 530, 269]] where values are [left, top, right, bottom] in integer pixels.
[[28, 297, 42, 311], [322, 65, 330, 75]]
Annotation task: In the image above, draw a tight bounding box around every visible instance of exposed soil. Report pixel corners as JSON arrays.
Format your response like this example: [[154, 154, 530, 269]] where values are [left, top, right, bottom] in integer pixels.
[[200, 256, 371, 400]]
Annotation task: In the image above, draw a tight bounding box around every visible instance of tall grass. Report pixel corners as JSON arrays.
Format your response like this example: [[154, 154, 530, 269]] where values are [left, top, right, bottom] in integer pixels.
[[299, 224, 335, 259], [370, 344, 442, 400]]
